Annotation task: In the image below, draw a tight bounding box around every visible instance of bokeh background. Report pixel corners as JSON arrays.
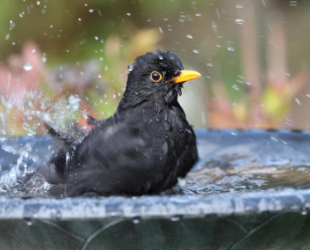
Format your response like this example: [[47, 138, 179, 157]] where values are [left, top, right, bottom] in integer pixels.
[[1, 0, 310, 135]]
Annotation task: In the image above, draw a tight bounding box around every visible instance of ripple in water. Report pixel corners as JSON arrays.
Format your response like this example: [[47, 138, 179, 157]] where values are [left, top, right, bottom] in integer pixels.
[[176, 154, 310, 195]]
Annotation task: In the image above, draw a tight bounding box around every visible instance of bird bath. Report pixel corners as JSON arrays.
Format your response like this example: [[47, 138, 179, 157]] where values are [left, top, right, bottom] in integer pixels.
[[1, 129, 310, 249]]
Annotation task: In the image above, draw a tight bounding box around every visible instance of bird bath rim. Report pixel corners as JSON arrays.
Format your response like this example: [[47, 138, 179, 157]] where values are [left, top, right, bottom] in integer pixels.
[[0, 189, 309, 220]]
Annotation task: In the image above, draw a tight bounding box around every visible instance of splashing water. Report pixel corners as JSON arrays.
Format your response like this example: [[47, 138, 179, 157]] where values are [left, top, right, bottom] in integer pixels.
[[0, 87, 90, 195], [127, 64, 134, 72], [235, 19, 245, 25], [23, 63, 33, 71]]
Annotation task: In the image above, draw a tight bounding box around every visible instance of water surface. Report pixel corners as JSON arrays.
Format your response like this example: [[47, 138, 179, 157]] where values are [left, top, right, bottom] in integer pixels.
[[1, 130, 309, 197]]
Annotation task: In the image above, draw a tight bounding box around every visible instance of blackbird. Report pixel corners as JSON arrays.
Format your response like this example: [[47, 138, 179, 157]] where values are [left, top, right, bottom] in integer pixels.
[[35, 49, 201, 197]]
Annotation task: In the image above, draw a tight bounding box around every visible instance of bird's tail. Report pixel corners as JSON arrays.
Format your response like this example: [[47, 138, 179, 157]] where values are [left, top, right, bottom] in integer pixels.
[[45, 123, 60, 138], [45, 123, 75, 147]]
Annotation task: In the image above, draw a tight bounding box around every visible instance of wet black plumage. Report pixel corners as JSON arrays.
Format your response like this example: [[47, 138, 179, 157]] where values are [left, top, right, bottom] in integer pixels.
[[36, 50, 199, 197]]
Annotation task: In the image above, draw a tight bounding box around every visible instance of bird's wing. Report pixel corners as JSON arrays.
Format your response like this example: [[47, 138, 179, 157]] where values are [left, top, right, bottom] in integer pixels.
[[44, 122, 168, 197], [77, 123, 167, 171]]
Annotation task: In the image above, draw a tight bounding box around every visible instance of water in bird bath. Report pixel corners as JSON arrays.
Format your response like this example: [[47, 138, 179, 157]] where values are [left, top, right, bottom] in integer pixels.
[[0, 129, 310, 197], [179, 154, 310, 195]]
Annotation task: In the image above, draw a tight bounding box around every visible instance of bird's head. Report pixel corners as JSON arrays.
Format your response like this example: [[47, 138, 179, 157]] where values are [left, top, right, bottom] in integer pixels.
[[119, 49, 201, 111]]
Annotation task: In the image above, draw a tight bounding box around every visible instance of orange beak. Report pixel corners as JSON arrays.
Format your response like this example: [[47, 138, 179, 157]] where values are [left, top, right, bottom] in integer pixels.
[[171, 70, 201, 84]]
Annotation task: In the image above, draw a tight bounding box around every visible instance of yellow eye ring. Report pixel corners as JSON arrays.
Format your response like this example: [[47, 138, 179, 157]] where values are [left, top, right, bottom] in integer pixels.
[[150, 71, 162, 82]]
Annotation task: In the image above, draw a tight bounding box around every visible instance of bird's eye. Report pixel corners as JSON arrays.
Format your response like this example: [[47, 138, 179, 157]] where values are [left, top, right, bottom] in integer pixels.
[[150, 71, 162, 82]]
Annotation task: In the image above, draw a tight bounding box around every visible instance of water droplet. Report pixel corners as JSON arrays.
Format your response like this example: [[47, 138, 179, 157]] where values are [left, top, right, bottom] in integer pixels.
[[42, 54, 47, 63], [295, 98, 301, 106], [236, 4, 243, 8], [232, 85, 239, 90], [132, 219, 140, 224], [228, 47, 235, 51], [126, 13, 131, 16], [178, 178, 187, 187], [193, 49, 199, 54], [128, 64, 134, 72], [78, 18, 82, 21], [23, 63, 33, 71], [26, 221, 33, 226], [159, 55, 163, 60], [68, 95, 81, 111], [36, 1, 40, 5], [235, 19, 245, 25], [195, 13, 201, 17], [94, 36, 99, 40], [186, 34, 193, 39], [159, 27, 163, 33], [5, 34, 10, 40], [50, 25, 53, 28], [89, 9, 94, 13], [98, 74, 102, 79], [170, 216, 180, 222], [207, 63, 213, 67], [32, 49, 36, 53]]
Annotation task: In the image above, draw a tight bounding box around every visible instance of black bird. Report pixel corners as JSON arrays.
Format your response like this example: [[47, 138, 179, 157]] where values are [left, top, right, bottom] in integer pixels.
[[35, 49, 201, 197]]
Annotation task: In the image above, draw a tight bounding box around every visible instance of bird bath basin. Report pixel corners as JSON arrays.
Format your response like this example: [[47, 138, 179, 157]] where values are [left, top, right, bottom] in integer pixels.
[[1, 129, 310, 249]]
